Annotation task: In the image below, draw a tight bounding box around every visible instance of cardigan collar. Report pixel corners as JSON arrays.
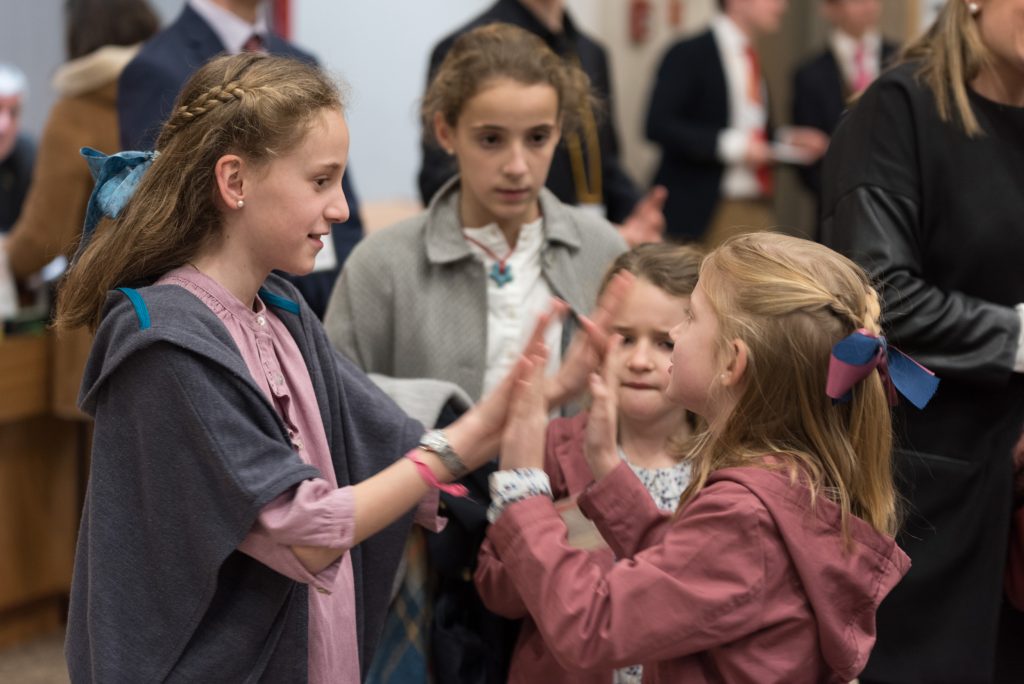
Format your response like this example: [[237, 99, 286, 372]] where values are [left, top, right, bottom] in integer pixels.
[[423, 175, 583, 265]]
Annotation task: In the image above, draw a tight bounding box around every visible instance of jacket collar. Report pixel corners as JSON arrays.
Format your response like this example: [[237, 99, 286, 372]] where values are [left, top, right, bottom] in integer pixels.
[[423, 176, 583, 265]]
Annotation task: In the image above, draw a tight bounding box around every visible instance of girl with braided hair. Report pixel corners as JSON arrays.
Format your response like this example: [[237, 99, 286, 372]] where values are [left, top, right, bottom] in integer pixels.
[[482, 233, 937, 682], [55, 52, 614, 683]]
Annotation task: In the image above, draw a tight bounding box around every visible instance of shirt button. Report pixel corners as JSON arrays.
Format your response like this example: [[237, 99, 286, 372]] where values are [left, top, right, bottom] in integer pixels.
[[315, 586, 331, 595], [256, 315, 266, 326]]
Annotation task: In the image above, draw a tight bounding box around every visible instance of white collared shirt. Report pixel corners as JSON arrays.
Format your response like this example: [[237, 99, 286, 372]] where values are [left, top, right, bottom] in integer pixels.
[[189, 0, 269, 54], [830, 29, 882, 92], [712, 14, 767, 200], [462, 217, 563, 396]]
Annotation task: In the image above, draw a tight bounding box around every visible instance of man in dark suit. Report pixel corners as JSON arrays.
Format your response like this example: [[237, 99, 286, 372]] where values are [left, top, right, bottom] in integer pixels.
[[0, 63, 33, 235], [118, 0, 362, 317], [421, 0, 664, 246], [646, 0, 827, 243], [792, 0, 898, 197]]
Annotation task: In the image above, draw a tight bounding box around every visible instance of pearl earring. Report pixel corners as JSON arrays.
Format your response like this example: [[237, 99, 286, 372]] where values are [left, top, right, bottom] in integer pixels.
[[236, 199, 245, 209], [967, 1, 980, 15]]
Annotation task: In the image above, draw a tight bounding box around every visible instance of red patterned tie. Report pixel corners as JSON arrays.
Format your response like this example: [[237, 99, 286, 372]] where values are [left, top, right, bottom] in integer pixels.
[[852, 42, 871, 93], [242, 34, 265, 53], [745, 45, 773, 197]]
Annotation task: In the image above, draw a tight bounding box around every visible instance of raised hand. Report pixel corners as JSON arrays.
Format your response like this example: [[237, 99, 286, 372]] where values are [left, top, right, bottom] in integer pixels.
[[545, 271, 635, 407], [499, 348, 550, 471], [618, 186, 667, 247], [583, 335, 623, 481]]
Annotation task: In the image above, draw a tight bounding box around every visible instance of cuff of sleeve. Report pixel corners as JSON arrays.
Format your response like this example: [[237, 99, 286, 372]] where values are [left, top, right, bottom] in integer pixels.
[[1014, 304, 1024, 373], [717, 128, 748, 164], [487, 468, 552, 524]]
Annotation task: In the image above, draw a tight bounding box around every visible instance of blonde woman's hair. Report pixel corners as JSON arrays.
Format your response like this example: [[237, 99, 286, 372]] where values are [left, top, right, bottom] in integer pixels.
[[680, 233, 898, 539], [421, 23, 597, 145], [901, 0, 990, 136], [56, 53, 343, 331]]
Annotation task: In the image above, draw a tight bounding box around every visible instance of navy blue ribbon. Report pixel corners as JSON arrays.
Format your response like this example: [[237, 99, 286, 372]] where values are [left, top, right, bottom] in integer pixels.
[[826, 329, 940, 410], [77, 147, 158, 253]]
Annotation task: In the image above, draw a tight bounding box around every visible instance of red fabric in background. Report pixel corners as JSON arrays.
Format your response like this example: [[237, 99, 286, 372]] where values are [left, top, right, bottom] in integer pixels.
[[272, 0, 291, 39]]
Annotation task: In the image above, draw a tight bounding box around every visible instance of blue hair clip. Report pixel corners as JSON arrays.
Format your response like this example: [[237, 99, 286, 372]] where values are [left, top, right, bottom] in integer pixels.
[[77, 147, 159, 253]]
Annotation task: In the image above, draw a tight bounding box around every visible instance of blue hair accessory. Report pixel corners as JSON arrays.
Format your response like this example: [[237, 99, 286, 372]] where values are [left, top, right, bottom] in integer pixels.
[[826, 329, 939, 410], [78, 146, 159, 251]]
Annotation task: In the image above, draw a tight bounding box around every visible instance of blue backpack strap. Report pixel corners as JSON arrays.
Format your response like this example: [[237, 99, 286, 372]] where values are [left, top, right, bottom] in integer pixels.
[[116, 287, 152, 330], [258, 287, 301, 315]]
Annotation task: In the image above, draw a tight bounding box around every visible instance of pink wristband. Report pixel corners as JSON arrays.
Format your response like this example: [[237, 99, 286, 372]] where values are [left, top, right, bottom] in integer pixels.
[[406, 450, 469, 498]]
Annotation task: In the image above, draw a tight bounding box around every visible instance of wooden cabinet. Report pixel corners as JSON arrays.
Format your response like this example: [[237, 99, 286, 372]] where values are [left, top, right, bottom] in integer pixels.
[[0, 334, 82, 648]]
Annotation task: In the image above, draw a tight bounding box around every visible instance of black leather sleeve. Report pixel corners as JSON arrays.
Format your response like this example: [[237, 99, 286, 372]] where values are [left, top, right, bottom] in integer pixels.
[[820, 184, 1020, 386]]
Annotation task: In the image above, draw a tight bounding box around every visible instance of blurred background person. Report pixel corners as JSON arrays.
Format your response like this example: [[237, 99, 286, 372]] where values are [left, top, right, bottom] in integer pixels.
[[420, 0, 665, 246], [3, 0, 158, 418], [0, 63, 33, 235], [819, 0, 1024, 681], [646, 0, 828, 245], [117, 0, 363, 318], [792, 0, 898, 200]]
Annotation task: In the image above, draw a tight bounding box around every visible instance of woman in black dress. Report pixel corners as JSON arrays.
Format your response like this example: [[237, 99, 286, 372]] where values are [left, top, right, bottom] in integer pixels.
[[819, 1, 1024, 681]]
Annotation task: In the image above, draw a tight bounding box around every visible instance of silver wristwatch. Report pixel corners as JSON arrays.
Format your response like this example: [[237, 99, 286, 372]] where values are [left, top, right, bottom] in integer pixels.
[[418, 429, 468, 478]]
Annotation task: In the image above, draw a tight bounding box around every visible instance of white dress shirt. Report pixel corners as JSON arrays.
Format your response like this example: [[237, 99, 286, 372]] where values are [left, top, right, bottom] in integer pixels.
[[830, 29, 883, 93], [462, 217, 563, 396], [189, 0, 269, 54], [712, 14, 768, 200]]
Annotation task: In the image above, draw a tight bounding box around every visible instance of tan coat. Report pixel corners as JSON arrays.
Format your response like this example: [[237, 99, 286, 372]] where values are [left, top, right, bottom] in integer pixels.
[[6, 45, 137, 419]]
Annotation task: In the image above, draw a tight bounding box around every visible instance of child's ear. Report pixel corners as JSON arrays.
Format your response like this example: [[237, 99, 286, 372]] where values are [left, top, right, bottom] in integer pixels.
[[720, 338, 749, 388], [213, 154, 245, 211], [433, 112, 455, 156]]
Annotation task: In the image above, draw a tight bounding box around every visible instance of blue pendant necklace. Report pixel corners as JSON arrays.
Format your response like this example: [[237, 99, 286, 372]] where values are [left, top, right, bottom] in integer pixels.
[[464, 234, 515, 288]]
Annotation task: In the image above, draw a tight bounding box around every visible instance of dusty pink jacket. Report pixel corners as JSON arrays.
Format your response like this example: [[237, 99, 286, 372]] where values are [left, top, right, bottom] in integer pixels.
[[477, 413, 621, 683], [477, 457, 910, 683]]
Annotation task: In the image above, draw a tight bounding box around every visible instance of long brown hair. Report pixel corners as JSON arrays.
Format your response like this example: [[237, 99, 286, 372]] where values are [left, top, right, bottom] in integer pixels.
[[901, 0, 990, 136], [421, 23, 597, 144], [680, 233, 898, 539], [56, 53, 342, 331]]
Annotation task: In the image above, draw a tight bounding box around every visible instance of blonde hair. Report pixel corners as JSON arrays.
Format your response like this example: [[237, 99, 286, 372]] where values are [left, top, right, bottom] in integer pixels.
[[56, 53, 342, 331], [421, 23, 597, 144], [901, 0, 990, 136], [680, 233, 897, 539]]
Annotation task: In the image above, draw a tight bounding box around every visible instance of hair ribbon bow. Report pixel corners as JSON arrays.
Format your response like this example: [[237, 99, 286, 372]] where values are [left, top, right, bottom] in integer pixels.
[[78, 147, 159, 251], [826, 328, 939, 409]]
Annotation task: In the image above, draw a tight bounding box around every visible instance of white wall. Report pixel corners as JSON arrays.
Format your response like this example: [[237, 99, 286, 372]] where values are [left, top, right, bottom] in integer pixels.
[[295, 1, 492, 204]]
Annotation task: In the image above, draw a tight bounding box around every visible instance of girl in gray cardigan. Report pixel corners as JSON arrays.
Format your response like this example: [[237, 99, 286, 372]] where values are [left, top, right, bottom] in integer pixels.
[[323, 24, 628, 684]]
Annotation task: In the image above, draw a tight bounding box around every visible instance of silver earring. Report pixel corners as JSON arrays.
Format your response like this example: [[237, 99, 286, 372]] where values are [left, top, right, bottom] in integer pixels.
[[236, 199, 245, 209], [968, 2, 980, 15]]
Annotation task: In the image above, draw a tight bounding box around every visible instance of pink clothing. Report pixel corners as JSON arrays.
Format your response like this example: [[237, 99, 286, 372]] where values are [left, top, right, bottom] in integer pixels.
[[157, 267, 440, 684], [479, 459, 910, 683], [478, 413, 623, 683]]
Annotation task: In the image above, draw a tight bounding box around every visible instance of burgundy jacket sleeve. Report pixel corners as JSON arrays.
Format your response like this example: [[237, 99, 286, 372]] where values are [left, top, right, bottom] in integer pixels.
[[474, 423, 573, 619], [578, 461, 674, 559], [486, 482, 771, 671]]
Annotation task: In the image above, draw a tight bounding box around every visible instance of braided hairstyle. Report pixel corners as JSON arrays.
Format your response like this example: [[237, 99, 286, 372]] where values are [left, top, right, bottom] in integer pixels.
[[678, 232, 898, 540], [57, 53, 342, 330]]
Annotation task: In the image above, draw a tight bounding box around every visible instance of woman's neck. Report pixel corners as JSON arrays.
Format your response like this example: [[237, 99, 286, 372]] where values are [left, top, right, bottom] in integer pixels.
[[971, 61, 1024, 108], [617, 412, 688, 470]]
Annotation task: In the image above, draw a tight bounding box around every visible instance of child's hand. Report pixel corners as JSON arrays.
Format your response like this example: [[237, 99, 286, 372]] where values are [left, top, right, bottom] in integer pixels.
[[545, 271, 635, 407], [584, 336, 622, 481], [498, 349, 550, 471]]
